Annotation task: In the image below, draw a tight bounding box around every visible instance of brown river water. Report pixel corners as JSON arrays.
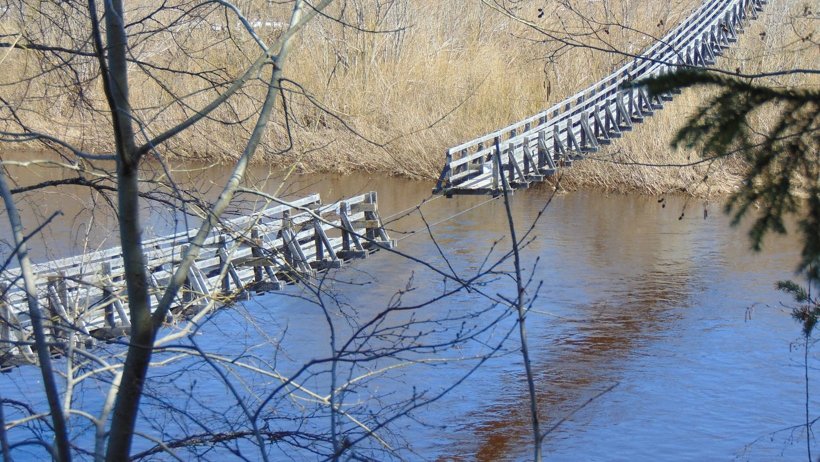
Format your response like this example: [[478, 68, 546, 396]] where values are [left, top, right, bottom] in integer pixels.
[[0, 158, 816, 461]]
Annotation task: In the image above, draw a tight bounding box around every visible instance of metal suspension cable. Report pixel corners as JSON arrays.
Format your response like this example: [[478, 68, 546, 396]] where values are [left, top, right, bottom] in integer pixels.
[[382, 193, 445, 225], [394, 195, 501, 242]]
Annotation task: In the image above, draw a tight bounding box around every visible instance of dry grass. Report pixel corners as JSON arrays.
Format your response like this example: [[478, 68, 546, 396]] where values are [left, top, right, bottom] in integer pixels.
[[563, 0, 819, 196], [280, 0, 701, 178], [0, 0, 816, 195]]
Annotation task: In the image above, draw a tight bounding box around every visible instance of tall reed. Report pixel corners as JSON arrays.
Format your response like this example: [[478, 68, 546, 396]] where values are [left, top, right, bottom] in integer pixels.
[[0, 0, 814, 194]]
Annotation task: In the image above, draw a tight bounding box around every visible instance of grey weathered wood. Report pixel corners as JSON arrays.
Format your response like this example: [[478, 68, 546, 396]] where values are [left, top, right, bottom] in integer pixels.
[[0, 286, 34, 362], [522, 138, 539, 177], [435, 0, 764, 195], [592, 109, 611, 145], [101, 263, 117, 328], [552, 125, 566, 161], [47, 275, 68, 348], [614, 93, 634, 132], [491, 142, 500, 192], [313, 217, 341, 269], [0, 284, 10, 352], [565, 118, 581, 153], [250, 227, 264, 283], [508, 143, 528, 187], [0, 192, 392, 366], [537, 131, 556, 171], [579, 114, 598, 152], [218, 235, 231, 295], [338, 202, 367, 259]]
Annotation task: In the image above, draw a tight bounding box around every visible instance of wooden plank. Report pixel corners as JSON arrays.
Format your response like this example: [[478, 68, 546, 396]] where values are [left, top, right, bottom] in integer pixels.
[[0, 190, 392, 366], [437, 0, 755, 196], [507, 143, 528, 187], [353, 203, 377, 212]]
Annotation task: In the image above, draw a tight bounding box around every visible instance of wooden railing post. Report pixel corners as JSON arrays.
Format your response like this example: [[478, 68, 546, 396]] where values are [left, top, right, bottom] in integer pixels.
[[47, 272, 68, 350], [0, 283, 35, 362], [280, 211, 293, 269], [522, 136, 531, 175], [492, 137, 501, 193], [251, 227, 263, 283], [180, 246, 194, 305], [218, 235, 230, 295], [339, 202, 350, 252], [579, 110, 589, 148], [365, 192, 377, 241], [101, 262, 116, 328], [0, 283, 10, 354], [314, 215, 325, 262], [432, 0, 765, 196]]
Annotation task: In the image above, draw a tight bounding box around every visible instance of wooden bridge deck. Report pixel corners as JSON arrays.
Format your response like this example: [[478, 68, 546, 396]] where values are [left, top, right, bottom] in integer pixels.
[[434, 0, 767, 196], [0, 0, 770, 368], [0, 192, 395, 368]]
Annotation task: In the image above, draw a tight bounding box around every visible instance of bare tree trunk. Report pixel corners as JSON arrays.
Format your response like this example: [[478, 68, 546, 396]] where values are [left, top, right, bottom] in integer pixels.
[[105, 165, 153, 462], [103, 1, 331, 459], [87, 0, 153, 459], [0, 391, 12, 461], [0, 166, 72, 462]]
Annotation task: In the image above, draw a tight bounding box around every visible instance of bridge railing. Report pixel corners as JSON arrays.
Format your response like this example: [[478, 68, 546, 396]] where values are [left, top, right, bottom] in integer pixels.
[[434, 0, 765, 195], [0, 192, 395, 367]]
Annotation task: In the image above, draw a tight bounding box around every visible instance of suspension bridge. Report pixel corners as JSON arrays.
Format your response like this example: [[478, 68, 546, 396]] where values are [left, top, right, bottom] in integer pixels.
[[0, 0, 766, 367], [0, 192, 394, 367], [433, 0, 766, 196]]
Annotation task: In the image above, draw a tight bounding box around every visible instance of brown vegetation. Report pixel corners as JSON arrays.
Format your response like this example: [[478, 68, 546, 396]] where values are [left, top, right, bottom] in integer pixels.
[[0, 0, 815, 194], [565, 0, 818, 195]]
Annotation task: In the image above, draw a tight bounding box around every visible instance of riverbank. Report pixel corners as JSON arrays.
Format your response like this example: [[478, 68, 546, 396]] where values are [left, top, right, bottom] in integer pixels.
[[0, 0, 814, 196]]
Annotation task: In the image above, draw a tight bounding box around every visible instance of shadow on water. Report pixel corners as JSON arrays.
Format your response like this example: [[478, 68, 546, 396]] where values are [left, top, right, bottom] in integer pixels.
[[439, 190, 718, 461], [0, 153, 811, 461], [465, 266, 695, 462]]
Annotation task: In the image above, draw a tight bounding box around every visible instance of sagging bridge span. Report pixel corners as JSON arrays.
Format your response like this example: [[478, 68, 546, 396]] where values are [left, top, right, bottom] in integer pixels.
[[0, 0, 766, 367], [433, 0, 767, 196]]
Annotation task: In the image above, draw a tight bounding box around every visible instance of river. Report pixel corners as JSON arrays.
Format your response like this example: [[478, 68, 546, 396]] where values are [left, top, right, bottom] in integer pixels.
[[0, 161, 815, 461]]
